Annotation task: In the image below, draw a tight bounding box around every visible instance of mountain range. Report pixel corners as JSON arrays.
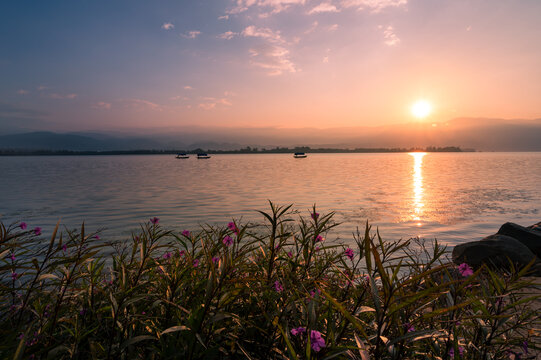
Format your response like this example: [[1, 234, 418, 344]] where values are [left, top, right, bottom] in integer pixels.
[[1, 118, 540, 152]]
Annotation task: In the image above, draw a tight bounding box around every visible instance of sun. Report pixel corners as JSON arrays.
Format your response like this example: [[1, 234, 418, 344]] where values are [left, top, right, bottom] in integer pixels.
[[411, 100, 432, 119]]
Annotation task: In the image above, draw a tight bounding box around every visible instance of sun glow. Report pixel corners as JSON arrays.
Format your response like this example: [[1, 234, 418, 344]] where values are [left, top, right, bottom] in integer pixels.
[[409, 152, 426, 224], [411, 100, 432, 119]]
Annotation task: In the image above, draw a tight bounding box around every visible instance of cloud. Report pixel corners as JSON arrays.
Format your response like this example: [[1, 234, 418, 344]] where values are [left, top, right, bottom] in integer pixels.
[[379, 25, 400, 46], [49, 93, 77, 99], [17, 89, 29, 95], [162, 22, 174, 30], [466, 25, 472, 31], [184, 85, 193, 90], [309, 3, 340, 14], [242, 25, 283, 43], [342, 0, 407, 12], [122, 99, 163, 111], [198, 97, 233, 110], [227, 0, 306, 15], [36, 85, 49, 91], [249, 44, 296, 76], [327, 24, 339, 31], [218, 31, 238, 40], [92, 101, 112, 110], [181, 30, 201, 39], [218, 15, 230, 20]]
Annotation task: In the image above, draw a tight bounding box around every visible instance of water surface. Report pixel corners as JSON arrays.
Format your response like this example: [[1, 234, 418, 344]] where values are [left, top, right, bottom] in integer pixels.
[[1, 153, 539, 247]]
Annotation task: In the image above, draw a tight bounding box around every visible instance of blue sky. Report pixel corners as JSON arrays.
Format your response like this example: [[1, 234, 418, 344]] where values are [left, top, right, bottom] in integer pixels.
[[1, 0, 540, 133]]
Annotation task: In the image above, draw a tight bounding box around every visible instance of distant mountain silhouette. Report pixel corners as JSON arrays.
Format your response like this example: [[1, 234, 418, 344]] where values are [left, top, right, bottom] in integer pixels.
[[0, 132, 165, 151], [1, 118, 540, 152]]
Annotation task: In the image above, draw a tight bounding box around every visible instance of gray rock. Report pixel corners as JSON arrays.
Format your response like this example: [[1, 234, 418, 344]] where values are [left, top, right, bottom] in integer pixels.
[[497, 222, 541, 257], [452, 234, 539, 274]]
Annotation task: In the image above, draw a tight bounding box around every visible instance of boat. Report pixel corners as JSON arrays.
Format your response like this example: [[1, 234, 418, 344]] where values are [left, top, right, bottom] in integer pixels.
[[197, 153, 211, 159], [175, 153, 189, 159], [293, 152, 307, 158]]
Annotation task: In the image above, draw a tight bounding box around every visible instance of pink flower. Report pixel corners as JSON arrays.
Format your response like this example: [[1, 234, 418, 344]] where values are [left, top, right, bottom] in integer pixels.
[[404, 323, 415, 332], [291, 326, 306, 336], [459, 347, 465, 356], [179, 250, 186, 257], [193, 259, 200, 267], [62, 244, 67, 252], [8, 253, 16, 261], [150, 217, 159, 225], [449, 348, 454, 358], [310, 288, 322, 298], [11, 272, 18, 280], [311, 212, 319, 221], [34, 227, 42, 236], [274, 280, 283, 292], [310, 330, 326, 352], [344, 248, 354, 260], [162, 252, 172, 260], [212, 256, 220, 264], [287, 251, 293, 258], [93, 235, 100, 240], [315, 235, 324, 242], [223, 235, 233, 247], [19, 222, 27, 230], [227, 222, 238, 234], [458, 263, 474, 277], [182, 230, 191, 237]]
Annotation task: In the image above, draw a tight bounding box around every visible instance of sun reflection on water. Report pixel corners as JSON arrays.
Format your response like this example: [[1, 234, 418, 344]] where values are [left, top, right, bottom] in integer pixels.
[[409, 152, 426, 225]]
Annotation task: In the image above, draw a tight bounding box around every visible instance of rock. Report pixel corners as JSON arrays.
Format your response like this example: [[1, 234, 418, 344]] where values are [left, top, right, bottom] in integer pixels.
[[452, 234, 540, 274], [497, 222, 541, 257]]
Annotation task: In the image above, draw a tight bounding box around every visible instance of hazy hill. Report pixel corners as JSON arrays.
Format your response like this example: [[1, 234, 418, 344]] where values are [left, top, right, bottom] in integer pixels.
[[0, 118, 540, 152]]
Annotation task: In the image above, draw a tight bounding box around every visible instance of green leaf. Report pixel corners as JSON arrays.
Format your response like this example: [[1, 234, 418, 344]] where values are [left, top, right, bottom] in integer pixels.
[[120, 335, 156, 351], [161, 325, 189, 335]]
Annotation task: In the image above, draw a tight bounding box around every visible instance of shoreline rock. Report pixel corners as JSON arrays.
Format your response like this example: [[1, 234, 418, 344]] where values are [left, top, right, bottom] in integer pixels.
[[452, 221, 541, 276]]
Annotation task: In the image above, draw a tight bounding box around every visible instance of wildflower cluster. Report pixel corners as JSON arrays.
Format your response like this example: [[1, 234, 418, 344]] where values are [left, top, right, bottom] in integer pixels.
[[0, 203, 539, 359]]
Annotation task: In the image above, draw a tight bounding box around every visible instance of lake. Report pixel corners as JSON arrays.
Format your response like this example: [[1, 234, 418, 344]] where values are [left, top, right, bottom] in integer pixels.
[[1, 152, 540, 248]]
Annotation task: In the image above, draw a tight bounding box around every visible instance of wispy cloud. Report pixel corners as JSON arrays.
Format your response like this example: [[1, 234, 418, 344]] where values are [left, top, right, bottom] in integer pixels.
[[181, 30, 201, 39], [17, 89, 29, 95], [309, 2, 340, 14], [122, 98, 163, 111], [198, 97, 233, 110], [327, 24, 339, 31], [161, 22, 174, 30], [36, 85, 49, 91], [218, 15, 229, 20], [227, 0, 307, 15], [92, 101, 112, 110], [379, 25, 400, 46], [249, 44, 296, 76], [242, 26, 283, 43], [184, 85, 193, 90], [218, 31, 238, 40], [342, 0, 407, 12], [49, 93, 77, 99]]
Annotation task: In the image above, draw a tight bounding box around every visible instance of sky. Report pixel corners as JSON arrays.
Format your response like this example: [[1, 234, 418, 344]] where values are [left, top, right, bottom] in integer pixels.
[[1, 0, 540, 133]]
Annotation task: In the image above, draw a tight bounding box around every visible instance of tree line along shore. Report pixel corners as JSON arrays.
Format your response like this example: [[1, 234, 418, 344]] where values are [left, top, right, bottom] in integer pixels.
[[0, 146, 468, 156]]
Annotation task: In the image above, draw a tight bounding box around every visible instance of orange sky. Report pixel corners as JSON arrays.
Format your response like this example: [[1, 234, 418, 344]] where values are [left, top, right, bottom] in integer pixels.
[[1, 0, 540, 133]]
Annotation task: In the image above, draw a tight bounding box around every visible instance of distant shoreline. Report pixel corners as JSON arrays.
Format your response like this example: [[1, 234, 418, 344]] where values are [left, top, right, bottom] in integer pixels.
[[0, 146, 470, 156]]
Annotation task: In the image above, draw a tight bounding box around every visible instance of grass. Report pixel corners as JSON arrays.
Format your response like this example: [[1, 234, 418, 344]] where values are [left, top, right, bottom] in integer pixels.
[[1, 201, 539, 359]]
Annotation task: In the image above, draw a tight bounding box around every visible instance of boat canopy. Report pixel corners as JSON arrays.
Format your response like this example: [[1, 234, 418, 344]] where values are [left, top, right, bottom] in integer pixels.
[[294, 152, 305, 155]]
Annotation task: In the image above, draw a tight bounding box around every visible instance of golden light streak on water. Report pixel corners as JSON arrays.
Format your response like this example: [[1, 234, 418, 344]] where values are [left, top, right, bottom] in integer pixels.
[[409, 152, 426, 225]]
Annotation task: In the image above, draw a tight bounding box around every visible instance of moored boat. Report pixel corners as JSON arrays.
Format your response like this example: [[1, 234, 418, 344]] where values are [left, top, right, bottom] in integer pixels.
[[293, 152, 307, 158], [176, 153, 189, 159], [197, 153, 211, 159]]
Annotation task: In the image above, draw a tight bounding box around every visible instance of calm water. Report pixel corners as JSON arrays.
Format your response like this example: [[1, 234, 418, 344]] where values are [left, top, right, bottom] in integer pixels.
[[1, 153, 540, 247]]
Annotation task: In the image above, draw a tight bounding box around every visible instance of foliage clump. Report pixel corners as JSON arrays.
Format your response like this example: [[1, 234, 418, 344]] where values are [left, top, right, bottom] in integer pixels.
[[1, 202, 539, 359]]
